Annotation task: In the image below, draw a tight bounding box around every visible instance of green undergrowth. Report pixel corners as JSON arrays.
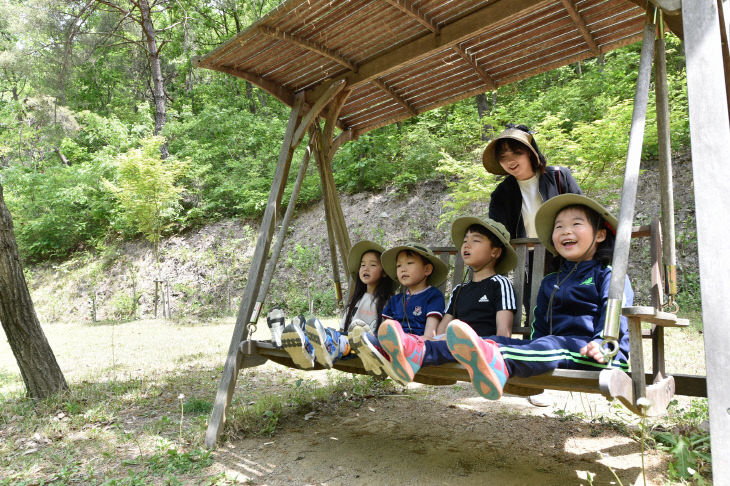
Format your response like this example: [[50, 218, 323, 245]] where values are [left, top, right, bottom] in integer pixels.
[[0, 362, 394, 485], [224, 372, 397, 439]]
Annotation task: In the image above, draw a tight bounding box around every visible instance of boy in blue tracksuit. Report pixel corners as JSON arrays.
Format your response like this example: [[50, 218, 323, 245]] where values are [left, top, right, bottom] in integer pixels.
[[445, 194, 633, 400]]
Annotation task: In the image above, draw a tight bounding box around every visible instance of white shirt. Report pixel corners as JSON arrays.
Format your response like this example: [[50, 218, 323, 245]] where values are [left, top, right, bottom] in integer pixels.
[[340, 292, 378, 332], [517, 175, 543, 238]]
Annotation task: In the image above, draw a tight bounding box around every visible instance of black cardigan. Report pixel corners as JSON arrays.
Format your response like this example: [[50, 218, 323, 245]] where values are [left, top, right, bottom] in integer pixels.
[[488, 166, 582, 240]]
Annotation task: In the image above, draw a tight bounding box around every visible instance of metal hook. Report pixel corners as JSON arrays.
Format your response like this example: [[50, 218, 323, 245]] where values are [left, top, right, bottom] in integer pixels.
[[600, 339, 620, 360]]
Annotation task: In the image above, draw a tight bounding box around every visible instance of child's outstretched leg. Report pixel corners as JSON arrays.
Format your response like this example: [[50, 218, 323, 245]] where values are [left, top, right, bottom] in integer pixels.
[[377, 320, 425, 384], [446, 320, 508, 400], [305, 318, 348, 368], [281, 316, 315, 369], [349, 324, 408, 386]]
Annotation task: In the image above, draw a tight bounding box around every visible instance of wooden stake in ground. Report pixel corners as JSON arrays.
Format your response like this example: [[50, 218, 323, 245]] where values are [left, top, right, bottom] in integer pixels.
[[0, 181, 68, 398]]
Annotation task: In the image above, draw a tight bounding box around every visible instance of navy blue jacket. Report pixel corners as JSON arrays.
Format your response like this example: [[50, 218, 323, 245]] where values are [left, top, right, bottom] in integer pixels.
[[489, 166, 582, 239], [531, 259, 633, 359]]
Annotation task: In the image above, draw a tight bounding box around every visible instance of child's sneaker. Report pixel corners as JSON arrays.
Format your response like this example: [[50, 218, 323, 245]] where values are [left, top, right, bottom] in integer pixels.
[[281, 319, 315, 369], [349, 324, 408, 386], [305, 318, 340, 368], [377, 320, 425, 384], [267, 308, 286, 347], [446, 321, 508, 400]]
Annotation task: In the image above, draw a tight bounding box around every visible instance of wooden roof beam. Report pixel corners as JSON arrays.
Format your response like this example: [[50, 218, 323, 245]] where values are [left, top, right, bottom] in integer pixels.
[[381, 0, 439, 34], [307, 0, 543, 103], [192, 59, 296, 107], [453, 45, 496, 89], [259, 26, 358, 72], [560, 0, 601, 56], [372, 78, 418, 116]]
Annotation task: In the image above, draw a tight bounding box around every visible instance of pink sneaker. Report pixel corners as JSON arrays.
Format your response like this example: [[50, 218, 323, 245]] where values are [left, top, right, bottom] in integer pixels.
[[446, 321, 508, 400], [377, 320, 425, 384]]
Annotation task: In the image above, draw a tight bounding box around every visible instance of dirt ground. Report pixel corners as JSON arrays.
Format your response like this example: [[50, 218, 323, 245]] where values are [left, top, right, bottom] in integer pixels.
[[208, 363, 670, 486]]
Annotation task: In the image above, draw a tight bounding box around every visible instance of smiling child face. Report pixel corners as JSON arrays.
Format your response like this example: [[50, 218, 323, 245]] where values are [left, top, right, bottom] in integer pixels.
[[395, 251, 432, 291], [358, 251, 384, 291], [551, 206, 606, 262]]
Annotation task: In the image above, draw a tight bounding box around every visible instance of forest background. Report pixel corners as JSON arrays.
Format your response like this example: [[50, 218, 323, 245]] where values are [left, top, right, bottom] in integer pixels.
[[0, 0, 696, 321]]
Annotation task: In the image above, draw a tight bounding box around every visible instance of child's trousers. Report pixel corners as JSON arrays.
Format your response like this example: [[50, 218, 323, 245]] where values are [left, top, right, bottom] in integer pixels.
[[421, 335, 628, 378]]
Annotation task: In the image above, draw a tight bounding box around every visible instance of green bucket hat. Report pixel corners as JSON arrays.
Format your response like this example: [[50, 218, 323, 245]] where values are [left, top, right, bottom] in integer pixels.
[[381, 242, 449, 288], [346, 240, 385, 280], [451, 216, 517, 275], [482, 127, 540, 175], [535, 194, 618, 255]]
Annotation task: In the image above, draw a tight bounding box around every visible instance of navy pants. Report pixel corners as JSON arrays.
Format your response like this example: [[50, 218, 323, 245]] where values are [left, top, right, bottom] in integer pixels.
[[422, 335, 628, 378]]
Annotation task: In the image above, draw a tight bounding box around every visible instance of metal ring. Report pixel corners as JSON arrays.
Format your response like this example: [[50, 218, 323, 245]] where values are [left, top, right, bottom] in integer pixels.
[[664, 300, 680, 314], [600, 339, 619, 359]]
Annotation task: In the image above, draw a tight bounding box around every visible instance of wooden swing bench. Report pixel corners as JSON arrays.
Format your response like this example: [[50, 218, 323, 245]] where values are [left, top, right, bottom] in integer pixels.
[[237, 218, 696, 417]]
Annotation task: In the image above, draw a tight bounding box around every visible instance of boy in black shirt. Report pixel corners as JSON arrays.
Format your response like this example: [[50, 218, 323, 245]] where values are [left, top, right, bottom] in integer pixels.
[[377, 217, 518, 384]]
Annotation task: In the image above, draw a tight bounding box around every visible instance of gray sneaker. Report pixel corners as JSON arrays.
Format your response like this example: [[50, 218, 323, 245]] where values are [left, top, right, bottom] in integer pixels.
[[349, 324, 408, 386], [281, 320, 315, 369], [267, 308, 286, 348]]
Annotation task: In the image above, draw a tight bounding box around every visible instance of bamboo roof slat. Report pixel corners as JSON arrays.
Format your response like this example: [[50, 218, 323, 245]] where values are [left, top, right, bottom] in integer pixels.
[[196, 0, 675, 135]]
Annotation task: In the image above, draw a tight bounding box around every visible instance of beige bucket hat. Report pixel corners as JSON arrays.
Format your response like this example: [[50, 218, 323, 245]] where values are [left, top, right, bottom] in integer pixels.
[[482, 127, 540, 175], [535, 194, 618, 255], [347, 240, 385, 280], [381, 242, 449, 287], [451, 216, 517, 275]]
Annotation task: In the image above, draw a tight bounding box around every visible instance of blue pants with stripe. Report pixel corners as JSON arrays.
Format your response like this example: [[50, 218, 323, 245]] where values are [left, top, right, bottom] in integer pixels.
[[491, 335, 629, 378]]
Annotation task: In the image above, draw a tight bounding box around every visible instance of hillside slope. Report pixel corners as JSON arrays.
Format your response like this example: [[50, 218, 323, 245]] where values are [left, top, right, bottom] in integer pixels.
[[26, 154, 698, 324]]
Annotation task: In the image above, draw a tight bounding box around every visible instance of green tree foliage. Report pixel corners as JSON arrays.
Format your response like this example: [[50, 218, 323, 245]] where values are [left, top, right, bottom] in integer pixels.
[[0, 0, 690, 266], [103, 136, 187, 262]]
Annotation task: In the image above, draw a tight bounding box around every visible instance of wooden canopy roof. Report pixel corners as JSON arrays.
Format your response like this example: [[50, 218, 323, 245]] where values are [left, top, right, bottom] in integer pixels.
[[195, 0, 680, 137]]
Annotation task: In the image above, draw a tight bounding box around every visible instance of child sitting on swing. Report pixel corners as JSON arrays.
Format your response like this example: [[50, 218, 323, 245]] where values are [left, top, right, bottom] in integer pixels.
[[269, 240, 394, 369], [445, 195, 633, 400], [368, 217, 518, 385], [349, 243, 448, 383]]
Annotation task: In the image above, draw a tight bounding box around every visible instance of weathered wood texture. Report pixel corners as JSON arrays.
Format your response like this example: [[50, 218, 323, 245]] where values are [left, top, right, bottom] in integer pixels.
[[0, 182, 68, 399], [196, 0, 656, 135], [683, 0, 730, 480]]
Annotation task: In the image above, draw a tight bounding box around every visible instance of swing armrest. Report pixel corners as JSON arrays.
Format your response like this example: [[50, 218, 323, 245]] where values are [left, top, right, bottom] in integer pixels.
[[622, 306, 690, 327]]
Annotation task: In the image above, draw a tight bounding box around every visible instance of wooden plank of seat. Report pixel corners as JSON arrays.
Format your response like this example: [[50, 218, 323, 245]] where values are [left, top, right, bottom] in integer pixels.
[[622, 306, 690, 326]]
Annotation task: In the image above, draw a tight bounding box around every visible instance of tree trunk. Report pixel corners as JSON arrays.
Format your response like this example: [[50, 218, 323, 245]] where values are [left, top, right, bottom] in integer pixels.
[[139, 0, 168, 158], [0, 181, 68, 399], [475, 93, 491, 141], [245, 81, 257, 114]]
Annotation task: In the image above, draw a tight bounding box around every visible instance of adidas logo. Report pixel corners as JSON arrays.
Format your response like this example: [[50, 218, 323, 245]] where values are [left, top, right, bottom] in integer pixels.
[[580, 277, 594, 286], [478, 294, 489, 303]]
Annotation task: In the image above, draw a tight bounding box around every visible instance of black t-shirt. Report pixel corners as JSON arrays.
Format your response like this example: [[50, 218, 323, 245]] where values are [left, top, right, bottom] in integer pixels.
[[445, 275, 516, 337]]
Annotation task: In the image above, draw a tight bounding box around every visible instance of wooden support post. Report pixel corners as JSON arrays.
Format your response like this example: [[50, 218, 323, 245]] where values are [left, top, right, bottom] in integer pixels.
[[252, 139, 314, 319], [605, 17, 655, 346], [683, 0, 730, 477], [204, 94, 305, 449], [627, 316, 647, 404]]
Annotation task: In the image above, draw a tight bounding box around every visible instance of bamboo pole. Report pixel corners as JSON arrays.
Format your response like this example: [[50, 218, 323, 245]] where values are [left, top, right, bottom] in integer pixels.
[[205, 93, 305, 449], [603, 15, 656, 357]]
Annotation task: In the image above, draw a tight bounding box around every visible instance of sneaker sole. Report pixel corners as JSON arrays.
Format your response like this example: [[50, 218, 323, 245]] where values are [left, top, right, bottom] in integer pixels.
[[281, 328, 314, 369], [305, 321, 334, 369], [378, 323, 417, 384], [350, 327, 408, 386], [446, 323, 504, 400]]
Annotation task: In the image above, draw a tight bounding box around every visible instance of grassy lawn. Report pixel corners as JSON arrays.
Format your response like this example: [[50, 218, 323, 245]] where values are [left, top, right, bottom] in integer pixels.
[[0, 315, 710, 484]]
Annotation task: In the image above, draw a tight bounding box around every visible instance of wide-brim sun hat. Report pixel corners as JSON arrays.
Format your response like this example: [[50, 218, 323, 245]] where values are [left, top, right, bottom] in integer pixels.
[[535, 194, 618, 255], [347, 240, 385, 280], [482, 127, 540, 175], [451, 216, 517, 275], [381, 242, 449, 288]]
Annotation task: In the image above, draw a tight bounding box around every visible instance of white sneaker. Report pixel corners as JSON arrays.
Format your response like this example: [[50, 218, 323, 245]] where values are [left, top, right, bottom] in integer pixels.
[[267, 308, 286, 347], [527, 393, 551, 407]]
